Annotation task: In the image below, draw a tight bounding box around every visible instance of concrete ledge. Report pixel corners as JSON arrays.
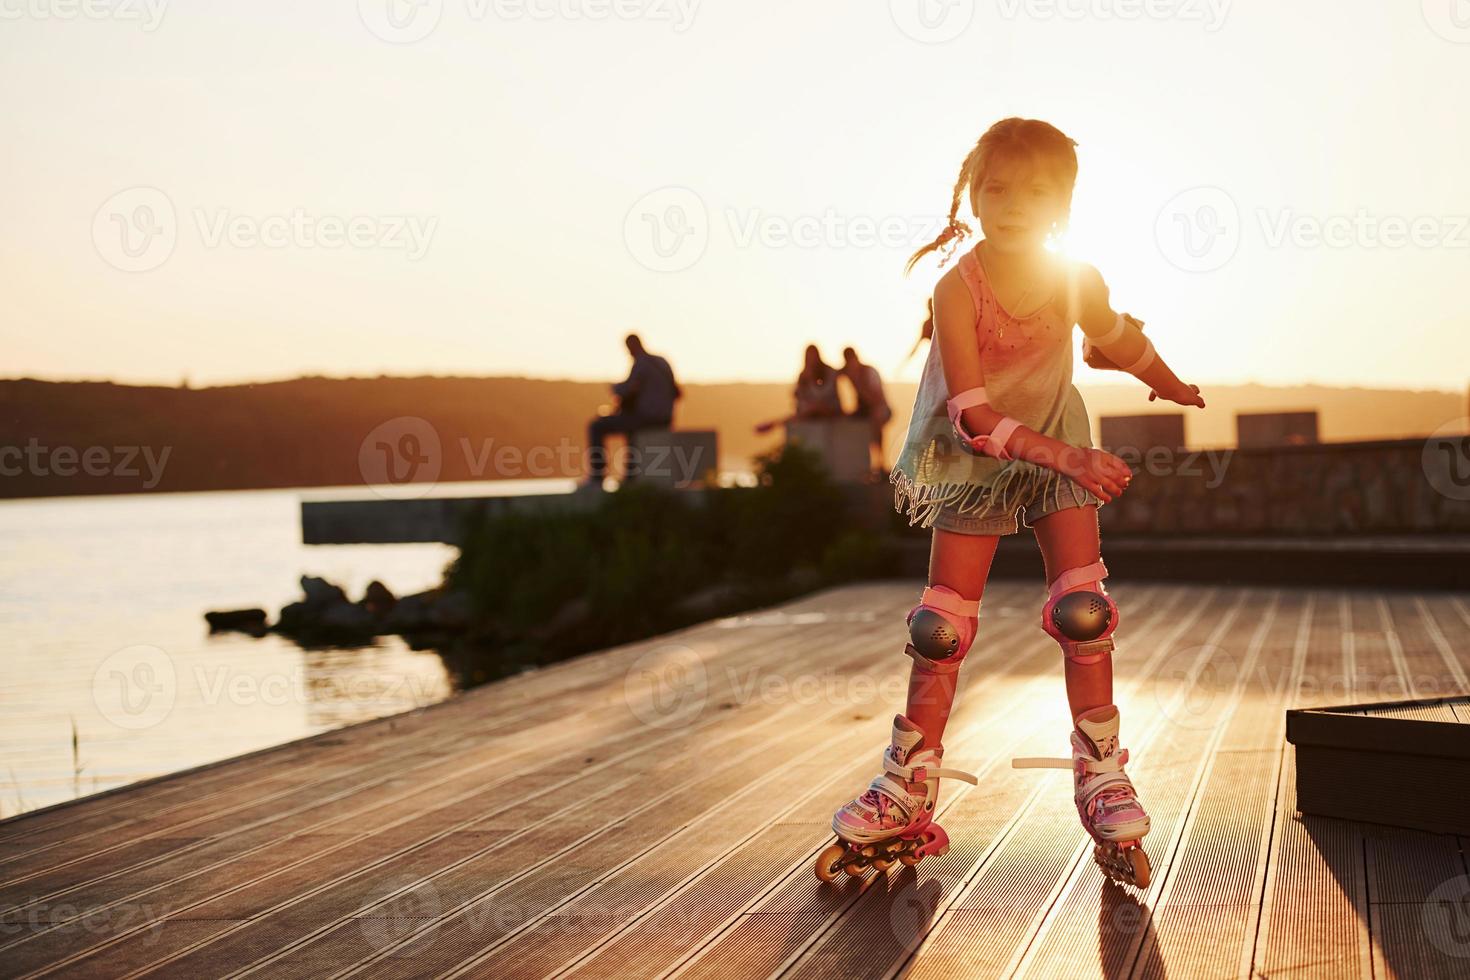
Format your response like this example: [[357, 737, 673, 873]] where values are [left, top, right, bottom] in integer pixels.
[[895, 533, 1470, 590], [301, 492, 607, 544]]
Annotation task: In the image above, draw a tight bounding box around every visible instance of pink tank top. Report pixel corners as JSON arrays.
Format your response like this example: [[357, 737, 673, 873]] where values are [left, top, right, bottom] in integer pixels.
[[949, 245, 1090, 446]]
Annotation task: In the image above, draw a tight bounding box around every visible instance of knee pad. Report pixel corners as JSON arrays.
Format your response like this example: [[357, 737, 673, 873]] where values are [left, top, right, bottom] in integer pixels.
[[905, 585, 980, 674], [1041, 559, 1118, 666]]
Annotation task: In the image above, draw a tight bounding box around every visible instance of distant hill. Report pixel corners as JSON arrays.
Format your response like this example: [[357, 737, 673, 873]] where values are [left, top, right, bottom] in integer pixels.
[[1, 374, 1465, 498]]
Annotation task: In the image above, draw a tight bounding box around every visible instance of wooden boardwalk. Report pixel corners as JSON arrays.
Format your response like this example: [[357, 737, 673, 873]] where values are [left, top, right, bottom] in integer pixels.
[[3, 581, 1469, 979]]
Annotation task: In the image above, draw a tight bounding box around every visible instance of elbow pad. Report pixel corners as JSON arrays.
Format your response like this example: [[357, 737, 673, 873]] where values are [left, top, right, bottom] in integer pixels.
[[1089, 313, 1156, 376], [945, 387, 1019, 461]]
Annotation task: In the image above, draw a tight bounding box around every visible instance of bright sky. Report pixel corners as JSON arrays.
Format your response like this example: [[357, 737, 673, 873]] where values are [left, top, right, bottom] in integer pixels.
[[3, 1, 1469, 391]]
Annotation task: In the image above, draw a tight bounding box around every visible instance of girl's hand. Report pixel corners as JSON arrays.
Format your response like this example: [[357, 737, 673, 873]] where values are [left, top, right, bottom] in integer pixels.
[[1149, 381, 1206, 408], [1057, 447, 1133, 504]]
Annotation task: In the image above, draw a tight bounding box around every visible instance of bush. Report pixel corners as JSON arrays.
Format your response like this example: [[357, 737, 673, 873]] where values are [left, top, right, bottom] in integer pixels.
[[442, 441, 891, 684]]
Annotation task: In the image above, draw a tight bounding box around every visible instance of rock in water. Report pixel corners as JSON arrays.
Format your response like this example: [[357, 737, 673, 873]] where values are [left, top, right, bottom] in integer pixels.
[[205, 608, 269, 636], [363, 580, 397, 617]]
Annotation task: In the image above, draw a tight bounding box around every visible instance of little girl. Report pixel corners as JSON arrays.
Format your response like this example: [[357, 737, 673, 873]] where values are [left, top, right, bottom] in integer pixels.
[[814, 118, 1205, 888]]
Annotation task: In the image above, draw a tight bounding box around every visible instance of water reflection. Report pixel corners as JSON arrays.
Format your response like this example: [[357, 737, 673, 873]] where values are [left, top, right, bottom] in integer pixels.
[[0, 484, 497, 817]]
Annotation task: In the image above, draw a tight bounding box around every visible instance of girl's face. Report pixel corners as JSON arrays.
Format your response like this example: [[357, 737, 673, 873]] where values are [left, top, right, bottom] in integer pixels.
[[972, 154, 1068, 254]]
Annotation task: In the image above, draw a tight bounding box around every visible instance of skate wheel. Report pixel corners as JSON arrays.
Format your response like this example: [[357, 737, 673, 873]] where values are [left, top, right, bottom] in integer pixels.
[[872, 858, 893, 872], [899, 851, 922, 867], [1128, 847, 1151, 889], [814, 843, 848, 884]]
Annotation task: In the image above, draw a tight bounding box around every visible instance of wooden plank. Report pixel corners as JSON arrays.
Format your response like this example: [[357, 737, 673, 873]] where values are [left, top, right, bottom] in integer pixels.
[[6, 591, 916, 977], [335, 584, 1166, 978], [1013, 590, 1299, 980], [9, 582, 1468, 980], [556, 588, 1174, 980], [793, 586, 1238, 980], [663, 583, 1197, 980], [1254, 591, 1373, 980]]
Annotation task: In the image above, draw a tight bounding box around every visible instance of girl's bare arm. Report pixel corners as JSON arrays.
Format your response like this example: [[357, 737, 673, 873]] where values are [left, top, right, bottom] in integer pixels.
[[934, 272, 1128, 499], [1075, 263, 1205, 409]]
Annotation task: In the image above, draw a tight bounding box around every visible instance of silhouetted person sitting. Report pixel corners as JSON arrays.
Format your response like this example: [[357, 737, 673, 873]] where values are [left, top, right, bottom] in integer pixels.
[[582, 334, 682, 489], [841, 346, 892, 476], [754, 345, 843, 434]]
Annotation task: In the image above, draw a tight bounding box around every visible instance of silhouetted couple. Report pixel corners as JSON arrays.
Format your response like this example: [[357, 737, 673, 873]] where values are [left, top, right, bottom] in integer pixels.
[[581, 334, 681, 490], [757, 345, 892, 469]]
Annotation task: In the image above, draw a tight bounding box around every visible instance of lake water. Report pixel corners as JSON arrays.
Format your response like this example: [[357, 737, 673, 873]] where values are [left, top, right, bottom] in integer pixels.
[[0, 479, 571, 818]]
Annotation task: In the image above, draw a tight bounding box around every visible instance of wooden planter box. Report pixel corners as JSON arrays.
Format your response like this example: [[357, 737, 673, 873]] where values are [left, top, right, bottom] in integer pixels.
[[1285, 695, 1470, 835]]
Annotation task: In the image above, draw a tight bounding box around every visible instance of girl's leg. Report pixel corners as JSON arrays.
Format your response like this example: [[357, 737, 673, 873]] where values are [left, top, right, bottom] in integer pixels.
[[1030, 503, 1111, 718], [906, 527, 1000, 745]]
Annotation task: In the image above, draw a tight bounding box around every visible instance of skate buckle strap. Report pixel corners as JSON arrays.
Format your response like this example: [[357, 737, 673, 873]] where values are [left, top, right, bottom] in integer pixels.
[[1048, 559, 1108, 599], [1011, 748, 1133, 773], [884, 756, 979, 786]]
